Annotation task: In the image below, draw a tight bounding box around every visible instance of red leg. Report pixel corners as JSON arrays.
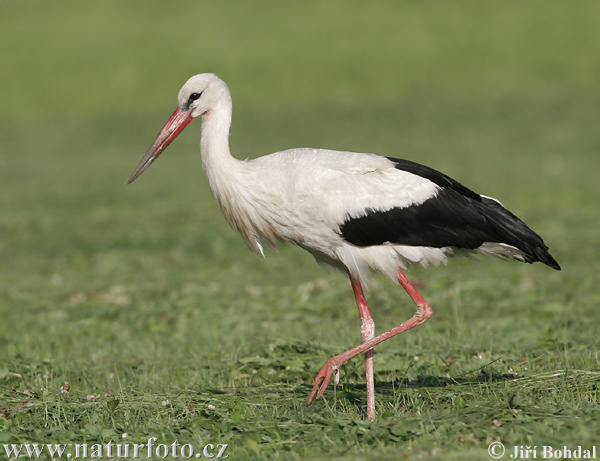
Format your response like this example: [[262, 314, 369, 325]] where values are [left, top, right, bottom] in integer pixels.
[[349, 274, 376, 421], [308, 268, 433, 415]]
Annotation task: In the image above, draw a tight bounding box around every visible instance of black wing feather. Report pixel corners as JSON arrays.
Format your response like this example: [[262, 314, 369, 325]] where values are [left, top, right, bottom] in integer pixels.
[[339, 157, 560, 270]]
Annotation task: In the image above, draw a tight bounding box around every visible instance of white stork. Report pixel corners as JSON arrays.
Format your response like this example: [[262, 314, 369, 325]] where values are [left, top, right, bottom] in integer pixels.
[[128, 73, 560, 421]]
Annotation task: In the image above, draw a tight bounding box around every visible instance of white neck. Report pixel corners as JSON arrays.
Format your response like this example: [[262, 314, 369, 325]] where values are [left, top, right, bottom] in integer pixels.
[[198, 96, 258, 244], [199, 97, 242, 194], [200, 100, 234, 165]]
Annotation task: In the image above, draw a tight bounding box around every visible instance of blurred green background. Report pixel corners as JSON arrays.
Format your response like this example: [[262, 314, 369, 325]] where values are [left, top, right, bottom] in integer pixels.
[[1, 0, 599, 457]]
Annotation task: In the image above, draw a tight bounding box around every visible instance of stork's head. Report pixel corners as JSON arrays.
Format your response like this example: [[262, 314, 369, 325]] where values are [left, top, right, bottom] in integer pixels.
[[128, 73, 230, 184]]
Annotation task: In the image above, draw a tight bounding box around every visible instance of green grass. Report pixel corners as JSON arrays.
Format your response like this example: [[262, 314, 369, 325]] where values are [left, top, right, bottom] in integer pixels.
[[1, 1, 599, 458]]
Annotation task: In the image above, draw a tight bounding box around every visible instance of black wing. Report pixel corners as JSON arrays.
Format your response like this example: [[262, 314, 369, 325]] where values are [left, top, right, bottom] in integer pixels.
[[339, 157, 560, 270]]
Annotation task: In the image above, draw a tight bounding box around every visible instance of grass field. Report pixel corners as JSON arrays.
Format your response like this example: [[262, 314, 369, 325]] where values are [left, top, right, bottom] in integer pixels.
[[1, 1, 599, 458]]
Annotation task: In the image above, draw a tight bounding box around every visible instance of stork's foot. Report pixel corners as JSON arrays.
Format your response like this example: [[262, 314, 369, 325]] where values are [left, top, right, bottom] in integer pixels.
[[307, 357, 341, 406], [308, 355, 376, 421]]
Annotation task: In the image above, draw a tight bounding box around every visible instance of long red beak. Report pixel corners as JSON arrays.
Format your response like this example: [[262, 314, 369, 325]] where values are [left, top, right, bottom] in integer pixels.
[[128, 107, 196, 184]]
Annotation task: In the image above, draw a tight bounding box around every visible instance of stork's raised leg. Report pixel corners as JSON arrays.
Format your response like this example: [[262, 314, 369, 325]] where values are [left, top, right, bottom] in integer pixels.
[[349, 274, 376, 421], [308, 268, 433, 418]]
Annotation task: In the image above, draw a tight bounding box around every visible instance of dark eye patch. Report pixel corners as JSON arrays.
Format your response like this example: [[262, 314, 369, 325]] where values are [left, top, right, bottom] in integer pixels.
[[184, 92, 203, 110]]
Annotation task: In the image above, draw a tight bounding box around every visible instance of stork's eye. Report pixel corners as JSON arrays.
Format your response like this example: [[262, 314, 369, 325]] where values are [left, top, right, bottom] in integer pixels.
[[188, 92, 202, 103]]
